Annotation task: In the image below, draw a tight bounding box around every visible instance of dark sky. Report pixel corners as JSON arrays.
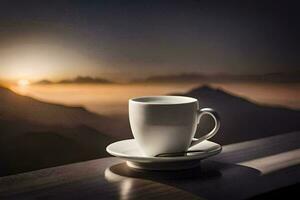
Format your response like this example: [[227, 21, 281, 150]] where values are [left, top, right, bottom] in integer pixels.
[[0, 0, 299, 79]]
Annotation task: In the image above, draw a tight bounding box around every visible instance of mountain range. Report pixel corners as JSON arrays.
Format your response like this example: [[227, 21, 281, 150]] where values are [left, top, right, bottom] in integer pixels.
[[35, 76, 113, 85], [34, 71, 300, 85], [135, 72, 300, 83]]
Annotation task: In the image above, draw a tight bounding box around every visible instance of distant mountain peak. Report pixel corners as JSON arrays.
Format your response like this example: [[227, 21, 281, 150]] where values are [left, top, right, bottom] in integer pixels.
[[188, 85, 231, 97], [59, 76, 113, 84], [191, 85, 215, 92], [35, 79, 54, 84], [34, 76, 113, 85]]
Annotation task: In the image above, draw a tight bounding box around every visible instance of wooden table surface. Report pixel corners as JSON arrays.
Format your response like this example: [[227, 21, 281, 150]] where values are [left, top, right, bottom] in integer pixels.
[[0, 132, 299, 200]]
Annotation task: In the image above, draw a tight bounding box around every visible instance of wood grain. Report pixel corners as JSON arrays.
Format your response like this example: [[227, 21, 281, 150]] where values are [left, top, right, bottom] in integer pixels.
[[0, 132, 299, 200]]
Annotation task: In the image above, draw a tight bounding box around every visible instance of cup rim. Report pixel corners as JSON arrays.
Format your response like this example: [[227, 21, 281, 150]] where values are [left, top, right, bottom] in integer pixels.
[[129, 95, 197, 105]]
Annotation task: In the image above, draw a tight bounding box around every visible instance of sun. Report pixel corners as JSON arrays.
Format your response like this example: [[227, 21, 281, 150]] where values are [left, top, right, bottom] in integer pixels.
[[17, 79, 30, 87]]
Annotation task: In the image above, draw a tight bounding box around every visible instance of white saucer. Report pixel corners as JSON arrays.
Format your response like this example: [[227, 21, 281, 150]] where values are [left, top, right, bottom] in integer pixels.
[[106, 139, 222, 170]]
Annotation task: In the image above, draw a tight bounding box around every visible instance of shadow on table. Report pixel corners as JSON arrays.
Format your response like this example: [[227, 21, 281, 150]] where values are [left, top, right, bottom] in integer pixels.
[[104, 160, 261, 200]]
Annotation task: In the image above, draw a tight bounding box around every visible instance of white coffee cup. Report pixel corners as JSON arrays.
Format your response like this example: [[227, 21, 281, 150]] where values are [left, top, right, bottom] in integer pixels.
[[129, 96, 220, 157]]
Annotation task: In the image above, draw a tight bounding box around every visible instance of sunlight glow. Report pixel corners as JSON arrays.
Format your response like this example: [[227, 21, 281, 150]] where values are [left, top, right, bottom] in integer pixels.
[[17, 79, 30, 87], [0, 42, 100, 82]]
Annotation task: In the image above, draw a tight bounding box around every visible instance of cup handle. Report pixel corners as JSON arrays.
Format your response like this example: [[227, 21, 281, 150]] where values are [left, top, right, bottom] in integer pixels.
[[190, 108, 220, 147]]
